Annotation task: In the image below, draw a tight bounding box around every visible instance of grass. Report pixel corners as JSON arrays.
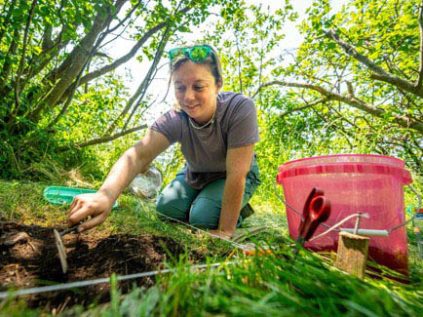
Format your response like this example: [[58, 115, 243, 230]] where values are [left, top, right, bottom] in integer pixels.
[[85, 247, 423, 316], [0, 179, 422, 316]]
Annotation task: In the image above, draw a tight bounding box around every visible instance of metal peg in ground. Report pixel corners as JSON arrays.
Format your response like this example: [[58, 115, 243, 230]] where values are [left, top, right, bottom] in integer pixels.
[[53, 226, 78, 274]]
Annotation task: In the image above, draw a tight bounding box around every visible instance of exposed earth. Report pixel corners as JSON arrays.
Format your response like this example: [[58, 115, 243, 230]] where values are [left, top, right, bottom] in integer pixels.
[[0, 221, 190, 310]]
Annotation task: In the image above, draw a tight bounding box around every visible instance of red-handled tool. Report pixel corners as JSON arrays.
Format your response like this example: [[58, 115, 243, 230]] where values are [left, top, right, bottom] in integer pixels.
[[296, 188, 331, 245]]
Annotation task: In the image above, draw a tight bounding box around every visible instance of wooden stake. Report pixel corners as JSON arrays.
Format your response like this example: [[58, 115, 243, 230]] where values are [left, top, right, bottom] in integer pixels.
[[335, 231, 369, 278]]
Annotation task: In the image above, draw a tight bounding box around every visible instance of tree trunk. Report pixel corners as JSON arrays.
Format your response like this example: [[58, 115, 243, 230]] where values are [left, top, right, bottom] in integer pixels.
[[30, 0, 127, 122]]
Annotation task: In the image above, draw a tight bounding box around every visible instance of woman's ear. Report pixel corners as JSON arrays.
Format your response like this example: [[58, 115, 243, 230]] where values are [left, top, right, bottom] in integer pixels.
[[216, 80, 223, 92]]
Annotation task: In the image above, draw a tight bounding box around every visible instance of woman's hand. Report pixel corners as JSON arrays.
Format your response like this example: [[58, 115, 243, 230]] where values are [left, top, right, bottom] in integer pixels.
[[67, 130, 171, 232], [68, 191, 115, 232]]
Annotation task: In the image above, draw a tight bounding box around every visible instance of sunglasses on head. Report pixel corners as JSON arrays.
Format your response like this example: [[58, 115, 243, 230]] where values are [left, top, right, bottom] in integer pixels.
[[168, 45, 214, 63]]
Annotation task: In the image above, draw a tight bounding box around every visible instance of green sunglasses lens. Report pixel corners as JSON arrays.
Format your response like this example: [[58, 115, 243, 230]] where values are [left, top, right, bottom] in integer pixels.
[[168, 45, 212, 62], [189, 46, 211, 62], [168, 48, 185, 60]]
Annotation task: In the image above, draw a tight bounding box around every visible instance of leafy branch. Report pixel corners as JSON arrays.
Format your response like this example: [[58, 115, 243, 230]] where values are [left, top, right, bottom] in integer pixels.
[[74, 123, 148, 149], [253, 80, 423, 134], [324, 29, 423, 98]]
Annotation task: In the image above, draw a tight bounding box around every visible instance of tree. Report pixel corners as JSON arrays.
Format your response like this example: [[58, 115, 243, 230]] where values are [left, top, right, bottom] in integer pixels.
[[255, 0, 423, 173], [0, 0, 237, 178]]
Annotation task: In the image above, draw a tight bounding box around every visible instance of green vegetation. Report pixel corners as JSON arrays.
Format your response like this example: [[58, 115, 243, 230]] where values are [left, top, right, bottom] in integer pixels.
[[0, 180, 422, 316], [1, 0, 422, 315]]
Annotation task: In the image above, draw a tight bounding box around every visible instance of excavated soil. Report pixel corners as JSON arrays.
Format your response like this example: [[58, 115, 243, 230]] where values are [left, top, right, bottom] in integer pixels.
[[0, 221, 193, 310]]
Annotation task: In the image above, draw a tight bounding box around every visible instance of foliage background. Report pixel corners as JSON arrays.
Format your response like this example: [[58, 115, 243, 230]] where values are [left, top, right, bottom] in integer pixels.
[[0, 1, 422, 315], [0, 0, 421, 195]]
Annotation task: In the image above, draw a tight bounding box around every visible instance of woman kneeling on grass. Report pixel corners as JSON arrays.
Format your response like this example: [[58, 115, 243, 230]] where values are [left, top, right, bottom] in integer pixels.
[[68, 44, 261, 239]]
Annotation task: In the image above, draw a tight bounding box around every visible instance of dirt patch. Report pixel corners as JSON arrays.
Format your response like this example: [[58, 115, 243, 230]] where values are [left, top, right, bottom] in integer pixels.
[[0, 221, 193, 310]]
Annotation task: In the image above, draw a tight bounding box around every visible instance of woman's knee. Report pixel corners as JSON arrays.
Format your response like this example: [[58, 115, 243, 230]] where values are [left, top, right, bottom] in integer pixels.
[[189, 197, 220, 229], [155, 193, 188, 220], [155, 173, 198, 220]]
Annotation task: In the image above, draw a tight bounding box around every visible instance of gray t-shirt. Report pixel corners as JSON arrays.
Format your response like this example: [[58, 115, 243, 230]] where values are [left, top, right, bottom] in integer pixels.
[[151, 92, 259, 189]]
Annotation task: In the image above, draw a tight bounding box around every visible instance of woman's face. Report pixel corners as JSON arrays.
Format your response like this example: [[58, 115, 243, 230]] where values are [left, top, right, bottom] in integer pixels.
[[173, 61, 221, 124]]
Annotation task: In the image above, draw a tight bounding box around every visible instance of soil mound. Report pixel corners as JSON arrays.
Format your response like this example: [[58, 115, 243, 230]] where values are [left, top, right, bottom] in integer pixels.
[[0, 221, 188, 310]]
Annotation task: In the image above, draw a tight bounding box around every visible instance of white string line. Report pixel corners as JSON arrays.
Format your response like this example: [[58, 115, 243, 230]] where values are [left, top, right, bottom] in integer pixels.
[[0, 203, 271, 299], [0, 262, 233, 299], [157, 181, 421, 246], [309, 213, 369, 242], [2, 184, 419, 299], [274, 182, 422, 234], [0, 206, 258, 299], [155, 210, 258, 251]]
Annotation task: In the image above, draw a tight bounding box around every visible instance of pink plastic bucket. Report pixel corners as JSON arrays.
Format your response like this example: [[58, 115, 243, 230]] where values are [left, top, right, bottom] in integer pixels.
[[276, 154, 412, 274]]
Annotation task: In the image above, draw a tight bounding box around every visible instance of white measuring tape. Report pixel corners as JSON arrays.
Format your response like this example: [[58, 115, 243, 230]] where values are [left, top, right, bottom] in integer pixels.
[[0, 261, 235, 299], [0, 204, 270, 300], [0, 208, 266, 300]]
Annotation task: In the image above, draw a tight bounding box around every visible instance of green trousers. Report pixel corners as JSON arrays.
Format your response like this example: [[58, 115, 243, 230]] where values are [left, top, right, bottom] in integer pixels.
[[156, 163, 260, 229]]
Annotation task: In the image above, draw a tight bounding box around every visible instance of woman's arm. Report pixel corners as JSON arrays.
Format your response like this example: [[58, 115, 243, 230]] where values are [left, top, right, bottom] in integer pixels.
[[212, 144, 254, 238], [68, 129, 170, 231]]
